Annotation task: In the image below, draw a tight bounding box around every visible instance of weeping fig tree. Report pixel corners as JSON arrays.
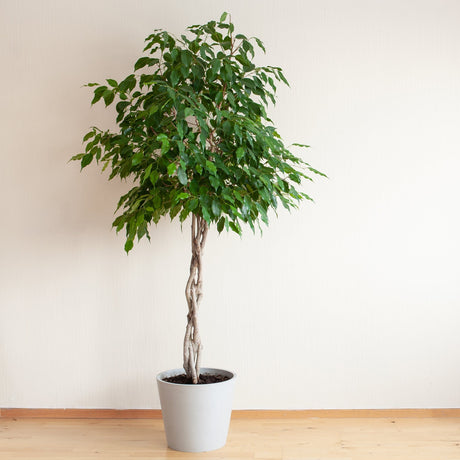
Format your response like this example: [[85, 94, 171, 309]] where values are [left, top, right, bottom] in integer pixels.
[[71, 13, 325, 384]]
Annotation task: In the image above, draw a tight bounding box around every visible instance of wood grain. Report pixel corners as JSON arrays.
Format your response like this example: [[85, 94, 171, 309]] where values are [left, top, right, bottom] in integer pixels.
[[1, 416, 459, 459]]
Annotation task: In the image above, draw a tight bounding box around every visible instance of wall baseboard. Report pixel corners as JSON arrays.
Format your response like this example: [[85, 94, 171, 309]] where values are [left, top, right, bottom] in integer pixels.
[[1, 408, 459, 419]]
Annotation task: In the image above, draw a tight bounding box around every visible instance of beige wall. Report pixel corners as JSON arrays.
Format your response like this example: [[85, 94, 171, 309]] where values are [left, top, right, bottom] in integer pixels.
[[1, 0, 459, 409]]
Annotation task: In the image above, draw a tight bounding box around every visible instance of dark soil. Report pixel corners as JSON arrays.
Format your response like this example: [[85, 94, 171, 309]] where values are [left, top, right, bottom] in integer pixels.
[[163, 373, 230, 385]]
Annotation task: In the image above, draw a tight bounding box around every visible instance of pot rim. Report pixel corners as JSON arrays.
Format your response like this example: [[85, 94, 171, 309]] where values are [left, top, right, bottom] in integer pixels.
[[156, 367, 236, 386]]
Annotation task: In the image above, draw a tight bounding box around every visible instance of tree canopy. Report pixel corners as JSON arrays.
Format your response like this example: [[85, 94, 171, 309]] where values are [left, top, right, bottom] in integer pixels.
[[72, 12, 325, 253]]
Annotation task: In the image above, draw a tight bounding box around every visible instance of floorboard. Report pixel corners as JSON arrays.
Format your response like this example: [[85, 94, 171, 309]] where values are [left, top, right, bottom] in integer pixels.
[[1, 416, 459, 459]]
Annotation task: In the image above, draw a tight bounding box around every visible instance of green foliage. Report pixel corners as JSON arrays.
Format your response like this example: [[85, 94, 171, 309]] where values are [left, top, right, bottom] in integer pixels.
[[71, 13, 325, 252]]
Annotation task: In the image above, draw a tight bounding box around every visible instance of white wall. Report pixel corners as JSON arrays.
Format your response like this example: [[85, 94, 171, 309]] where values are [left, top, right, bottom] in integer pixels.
[[1, 0, 459, 410]]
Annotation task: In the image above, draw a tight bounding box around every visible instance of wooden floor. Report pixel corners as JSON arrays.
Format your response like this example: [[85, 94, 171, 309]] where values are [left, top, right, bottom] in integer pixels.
[[1, 415, 460, 459]]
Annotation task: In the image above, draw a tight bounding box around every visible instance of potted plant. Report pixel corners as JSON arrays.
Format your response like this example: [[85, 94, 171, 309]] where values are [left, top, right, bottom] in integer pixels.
[[71, 12, 324, 452]]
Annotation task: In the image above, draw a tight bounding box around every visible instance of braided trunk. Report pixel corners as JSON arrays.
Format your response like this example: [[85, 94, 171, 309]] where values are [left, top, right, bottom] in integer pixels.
[[183, 214, 208, 383]]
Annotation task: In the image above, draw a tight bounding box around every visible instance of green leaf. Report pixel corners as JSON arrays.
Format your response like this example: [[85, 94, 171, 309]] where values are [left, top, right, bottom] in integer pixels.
[[211, 59, 220, 76], [278, 70, 289, 86], [179, 208, 190, 222], [167, 162, 177, 176], [187, 198, 199, 211], [215, 91, 223, 104], [83, 131, 95, 142], [205, 160, 217, 174], [219, 12, 228, 22], [119, 74, 136, 92], [223, 63, 233, 81], [308, 166, 328, 178], [223, 120, 232, 135], [170, 48, 179, 61], [106, 78, 118, 87], [136, 213, 145, 226], [149, 171, 159, 186], [217, 216, 225, 232], [116, 101, 130, 113], [202, 206, 211, 224], [132, 153, 143, 166], [158, 136, 170, 154], [209, 175, 220, 190], [233, 190, 243, 203], [91, 86, 106, 105], [227, 92, 236, 107], [177, 167, 188, 185], [124, 239, 134, 253], [211, 199, 221, 217], [170, 70, 179, 87], [103, 90, 115, 106], [143, 163, 153, 182], [235, 54, 251, 67], [181, 50, 192, 67], [134, 57, 153, 71], [81, 153, 93, 168], [254, 37, 266, 53], [177, 122, 184, 139], [229, 221, 241, 235], [236, 147, 244, 161]]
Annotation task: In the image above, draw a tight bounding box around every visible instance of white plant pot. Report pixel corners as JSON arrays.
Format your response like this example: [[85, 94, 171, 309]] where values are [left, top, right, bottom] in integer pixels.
[[156, 367, 236, 452]]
